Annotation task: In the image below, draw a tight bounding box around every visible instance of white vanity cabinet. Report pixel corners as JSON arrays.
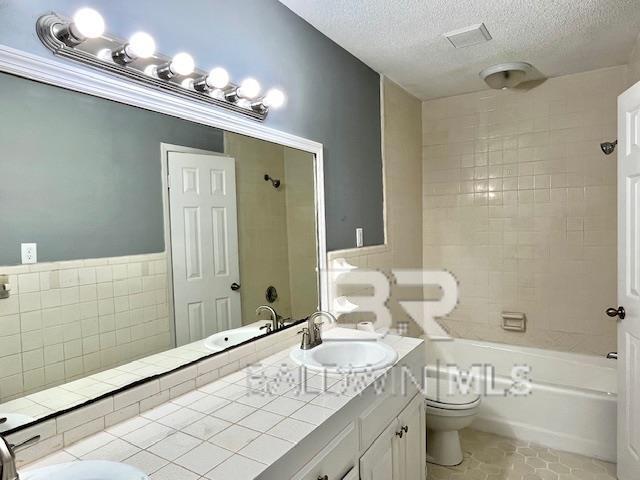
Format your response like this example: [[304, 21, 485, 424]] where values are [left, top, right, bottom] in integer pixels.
[[260, 341, 425, 480], [289, 392, 425, 480], [359, 393, 426, 480]]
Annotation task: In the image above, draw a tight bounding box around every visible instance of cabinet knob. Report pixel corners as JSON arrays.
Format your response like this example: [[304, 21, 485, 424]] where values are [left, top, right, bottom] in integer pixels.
[[395, 430, 404, 438], [317, 476, 328, 480], [605, 306, 625, 320], [402, 425, 409, 434]]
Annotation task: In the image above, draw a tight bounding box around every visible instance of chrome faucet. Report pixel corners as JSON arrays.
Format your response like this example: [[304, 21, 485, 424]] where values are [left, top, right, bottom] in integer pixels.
[[299, 311, 336, 350], [256, 305, 279, 333], [0, 434, 40, 480]]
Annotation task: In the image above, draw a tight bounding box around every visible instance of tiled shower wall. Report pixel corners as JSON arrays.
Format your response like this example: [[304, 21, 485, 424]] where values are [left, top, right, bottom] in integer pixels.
[[0, 254, 171, 402], [422, 66, 627, 355]]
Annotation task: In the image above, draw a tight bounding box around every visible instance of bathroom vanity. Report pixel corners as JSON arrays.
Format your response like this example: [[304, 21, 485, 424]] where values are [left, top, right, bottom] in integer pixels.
[[16, 328, 426, 480]]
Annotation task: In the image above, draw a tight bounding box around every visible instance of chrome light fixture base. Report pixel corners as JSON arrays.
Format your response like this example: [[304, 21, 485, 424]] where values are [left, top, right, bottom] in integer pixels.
[[36, 12, 269, 121]]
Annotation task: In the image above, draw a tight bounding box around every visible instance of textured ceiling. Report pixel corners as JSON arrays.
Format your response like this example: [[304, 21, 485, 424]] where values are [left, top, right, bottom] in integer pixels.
[[278, 0, 640, 100]]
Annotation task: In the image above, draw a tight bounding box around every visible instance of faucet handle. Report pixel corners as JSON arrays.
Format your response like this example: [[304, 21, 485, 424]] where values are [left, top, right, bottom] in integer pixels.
[[298, 327, 311, 349], [9, 434, 40, 451], [259, 324, 272, 334]]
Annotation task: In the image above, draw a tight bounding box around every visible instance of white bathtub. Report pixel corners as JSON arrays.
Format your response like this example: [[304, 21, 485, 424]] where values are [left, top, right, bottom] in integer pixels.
[[424, 337, 617, 462]]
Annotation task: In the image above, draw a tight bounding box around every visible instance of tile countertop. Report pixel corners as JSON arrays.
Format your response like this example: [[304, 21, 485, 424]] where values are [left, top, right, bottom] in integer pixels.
[[20, 328, 424, 480]]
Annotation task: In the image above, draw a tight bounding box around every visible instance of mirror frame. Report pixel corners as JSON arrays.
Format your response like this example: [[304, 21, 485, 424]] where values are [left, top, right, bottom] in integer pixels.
[[0, 44, 328, 434]]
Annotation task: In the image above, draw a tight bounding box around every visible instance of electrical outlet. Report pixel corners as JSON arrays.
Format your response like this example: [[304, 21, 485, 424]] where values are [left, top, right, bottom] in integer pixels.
[[21, 243, 37, 264], [356, 228, 364, 248]]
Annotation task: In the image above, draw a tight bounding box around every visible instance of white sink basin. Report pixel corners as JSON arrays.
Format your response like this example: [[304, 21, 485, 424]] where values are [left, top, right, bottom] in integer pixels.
[[23, 460, 148, 480], [204, 325, 265, 352], [290, 340, 398, 373]]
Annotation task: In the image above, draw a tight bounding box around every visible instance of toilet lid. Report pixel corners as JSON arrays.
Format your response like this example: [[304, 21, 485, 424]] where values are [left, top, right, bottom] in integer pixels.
[[425, 377, 480, 410]]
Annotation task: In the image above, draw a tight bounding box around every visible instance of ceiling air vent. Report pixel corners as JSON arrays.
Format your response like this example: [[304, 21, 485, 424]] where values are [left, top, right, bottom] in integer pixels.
[[443, 23, 492, 48]]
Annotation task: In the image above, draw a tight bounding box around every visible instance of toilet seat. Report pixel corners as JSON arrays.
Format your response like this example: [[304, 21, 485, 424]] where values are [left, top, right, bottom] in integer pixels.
[[425, 377, 481, 410]]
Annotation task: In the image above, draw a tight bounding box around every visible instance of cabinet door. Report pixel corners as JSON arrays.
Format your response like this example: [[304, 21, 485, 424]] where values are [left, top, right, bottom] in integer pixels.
[[360, 420, 401, 480], [293, 422, 357, 480], [397, 393, 427, 480]]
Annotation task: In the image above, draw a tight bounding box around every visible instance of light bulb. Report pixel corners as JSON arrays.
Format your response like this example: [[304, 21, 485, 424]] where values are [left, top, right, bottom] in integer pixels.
[[170, 52, 195, 76], [144, 65, 157, 77], [237, 98, 252, 109], [71, 8, 105, 39], [263, 88, 286, 109], [126, 32, 156, 59], [238, 78, 261, 99], [210, 89, 225, 100], [206, 67, 230, 89], [96, 48, 112, 61]]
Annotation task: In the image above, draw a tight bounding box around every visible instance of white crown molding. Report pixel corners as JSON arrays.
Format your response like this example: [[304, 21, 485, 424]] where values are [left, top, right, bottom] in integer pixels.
[[0, 43, 328, 310]]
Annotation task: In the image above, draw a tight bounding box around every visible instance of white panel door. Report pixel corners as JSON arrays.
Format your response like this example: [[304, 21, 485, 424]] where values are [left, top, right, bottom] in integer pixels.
[[360, 420, 401, 480], [397, 394, 427, 480], [168, 151, 241, 346], [618, 81, 640, 479]]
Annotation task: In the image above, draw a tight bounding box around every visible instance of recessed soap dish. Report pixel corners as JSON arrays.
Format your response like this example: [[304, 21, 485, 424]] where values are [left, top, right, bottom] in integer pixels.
[[501, 311, 526, 332]]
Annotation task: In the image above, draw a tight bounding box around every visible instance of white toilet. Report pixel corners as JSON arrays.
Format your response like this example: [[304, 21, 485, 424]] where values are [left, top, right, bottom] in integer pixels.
[[425, 377, 481, 466]]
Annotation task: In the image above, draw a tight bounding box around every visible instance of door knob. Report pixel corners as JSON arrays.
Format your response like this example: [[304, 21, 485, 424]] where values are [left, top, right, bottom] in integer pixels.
[[605, 306, 625, 320], [230, 282, 241, 291]]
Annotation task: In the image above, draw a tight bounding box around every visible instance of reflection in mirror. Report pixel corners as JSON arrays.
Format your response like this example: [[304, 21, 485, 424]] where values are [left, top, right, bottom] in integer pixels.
[[0, 72, 320, 431]]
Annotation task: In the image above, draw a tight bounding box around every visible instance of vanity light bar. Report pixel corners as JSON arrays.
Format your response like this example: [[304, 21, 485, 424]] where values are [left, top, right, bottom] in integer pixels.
[[36, 9, 286, 121]]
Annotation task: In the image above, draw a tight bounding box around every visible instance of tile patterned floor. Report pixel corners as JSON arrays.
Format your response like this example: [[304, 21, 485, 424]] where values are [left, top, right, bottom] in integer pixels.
[[427, 429, 617, 480]]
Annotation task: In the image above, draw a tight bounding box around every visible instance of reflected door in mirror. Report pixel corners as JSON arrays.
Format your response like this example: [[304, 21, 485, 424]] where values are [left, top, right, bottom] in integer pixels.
[[168, 151, 241, 345]]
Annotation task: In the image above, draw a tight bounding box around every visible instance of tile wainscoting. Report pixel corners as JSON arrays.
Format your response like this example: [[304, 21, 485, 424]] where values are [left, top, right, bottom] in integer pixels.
[[0, 253, 171, 403]]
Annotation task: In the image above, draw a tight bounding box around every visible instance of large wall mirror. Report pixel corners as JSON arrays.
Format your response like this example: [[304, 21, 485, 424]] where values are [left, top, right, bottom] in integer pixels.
[[0, 71, 324, 432]]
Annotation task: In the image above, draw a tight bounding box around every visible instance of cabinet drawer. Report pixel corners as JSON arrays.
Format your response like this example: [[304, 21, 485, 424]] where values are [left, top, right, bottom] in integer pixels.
[[292, 422, 358, 480]]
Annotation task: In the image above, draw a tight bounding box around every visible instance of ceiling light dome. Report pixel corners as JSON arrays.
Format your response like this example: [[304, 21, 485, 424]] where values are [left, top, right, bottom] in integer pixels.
[[479, 62, 533, 90]]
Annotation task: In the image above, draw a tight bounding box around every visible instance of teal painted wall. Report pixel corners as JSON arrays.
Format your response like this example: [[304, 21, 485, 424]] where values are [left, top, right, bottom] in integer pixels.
[[0, 0, 384, 253]]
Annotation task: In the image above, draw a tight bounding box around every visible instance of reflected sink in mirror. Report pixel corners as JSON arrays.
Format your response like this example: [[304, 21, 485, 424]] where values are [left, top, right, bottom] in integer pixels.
[[22, 460, 148, 480], [204, 323, 269, 352], [290, 339, 398, 373], [0, 414, 34, 433]]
